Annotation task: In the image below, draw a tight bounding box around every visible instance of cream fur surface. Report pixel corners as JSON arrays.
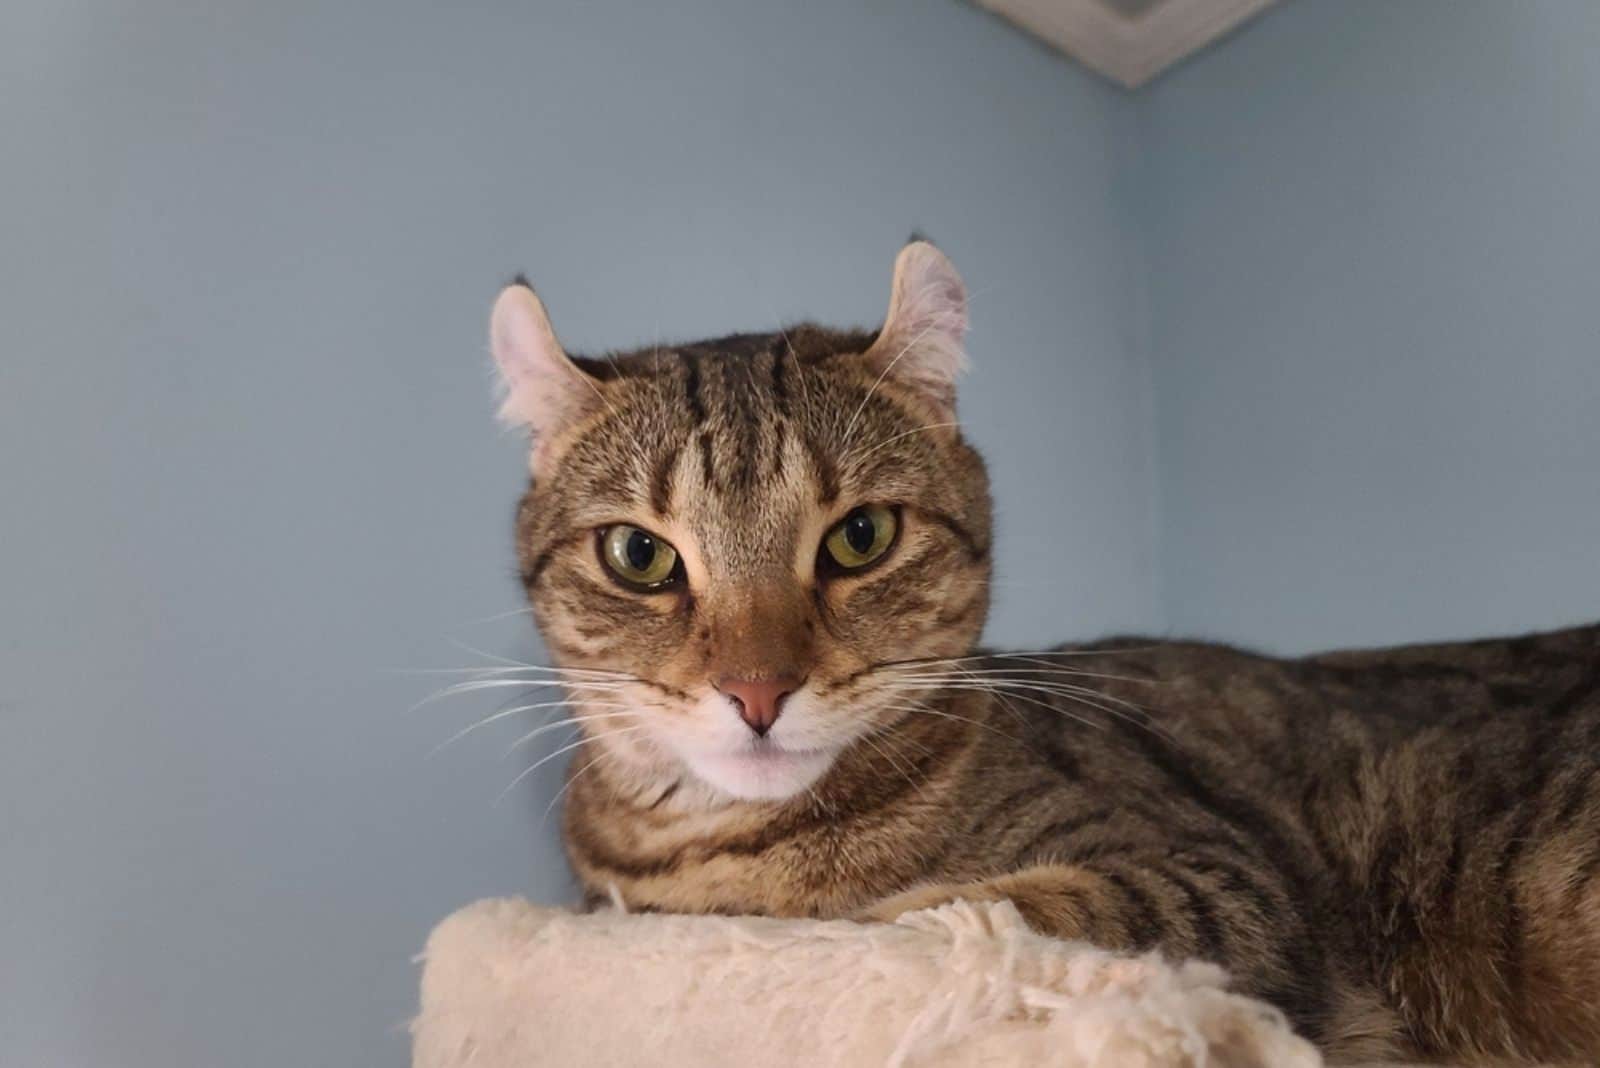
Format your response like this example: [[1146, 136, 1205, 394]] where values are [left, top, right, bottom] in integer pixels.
[[412, 897, 1325, 1068]]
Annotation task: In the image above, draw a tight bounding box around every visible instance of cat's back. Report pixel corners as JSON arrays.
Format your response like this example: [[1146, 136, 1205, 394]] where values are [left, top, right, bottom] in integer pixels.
[[990, 622, 1600, 838], [1053, 621, 1600, 740], [973, 623, 1600, 1062]]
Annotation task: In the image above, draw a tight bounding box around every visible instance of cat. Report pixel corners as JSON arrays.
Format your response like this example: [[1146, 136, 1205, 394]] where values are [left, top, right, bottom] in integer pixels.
[[485, 240, 1600, 1065]]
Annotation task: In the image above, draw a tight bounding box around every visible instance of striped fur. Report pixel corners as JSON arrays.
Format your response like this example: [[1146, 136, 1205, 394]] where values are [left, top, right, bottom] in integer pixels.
[[493, 250, 1600, 1065]]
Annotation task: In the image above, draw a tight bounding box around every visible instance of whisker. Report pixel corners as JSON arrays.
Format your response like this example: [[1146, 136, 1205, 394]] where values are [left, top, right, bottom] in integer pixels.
[[875, 698, 1036, 751], [841, 316, 943, 447], [880, 656, 1159, 720], [895, 677, 1165, 739], [888, 673, 1150, 712], [843, 420, 961, 469], [908, 671, 1158, 722], [788, 332, 815, 424], [895, 660, 1062, 734], [502, 709, 643, 756], [893, 675, 1137, 711], [445, 638, 638, 678], [496, 724, 651, 804], [422, 674, 631, 693], [955, 660, 1049, 726], [448, 605, 536, 627], [866, 719, 935, 758], [856, 731, 922, 794], [427, 698, 621, 758], [882, 680, 1107, 732], [397, 664, 633, 680], [539, 750, 615, 831], [974, 663, 1159, 688], [761, 308, 814, 429], [406, 678, 568, 715], [889, 662, 1157, 687], [407, 678, 630, 715], [879, 647, 1159, 669]]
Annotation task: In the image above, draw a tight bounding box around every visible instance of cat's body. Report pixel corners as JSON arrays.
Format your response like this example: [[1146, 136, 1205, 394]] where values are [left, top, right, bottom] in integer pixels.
[[486, 242, 1600, 1064], [564, 628, 1600, 1064]]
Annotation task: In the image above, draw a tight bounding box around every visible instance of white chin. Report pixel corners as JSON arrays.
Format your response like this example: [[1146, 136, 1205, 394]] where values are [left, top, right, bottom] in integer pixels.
[[685, 744, 837, 801]]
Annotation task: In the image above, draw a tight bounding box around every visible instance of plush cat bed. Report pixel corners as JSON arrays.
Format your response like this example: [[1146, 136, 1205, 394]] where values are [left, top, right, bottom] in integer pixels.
[[412, 897, 1323, 1068]]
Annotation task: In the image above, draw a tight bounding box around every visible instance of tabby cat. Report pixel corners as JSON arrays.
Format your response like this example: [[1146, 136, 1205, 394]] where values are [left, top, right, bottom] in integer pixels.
[[486, 241, 1600, 1065]]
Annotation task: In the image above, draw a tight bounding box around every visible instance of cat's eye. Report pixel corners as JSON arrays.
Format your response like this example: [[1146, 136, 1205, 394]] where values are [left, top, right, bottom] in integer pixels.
[[821, 504, 898, 573], [599, 524, 683, 590]]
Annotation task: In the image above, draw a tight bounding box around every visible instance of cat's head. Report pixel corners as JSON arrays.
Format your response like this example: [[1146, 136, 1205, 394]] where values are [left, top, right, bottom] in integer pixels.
[[490, 242, 991, 802]]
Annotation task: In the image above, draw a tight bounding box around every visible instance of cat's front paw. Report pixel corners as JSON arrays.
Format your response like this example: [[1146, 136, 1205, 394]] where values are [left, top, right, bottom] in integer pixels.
[[855, 880, 1006, 924]]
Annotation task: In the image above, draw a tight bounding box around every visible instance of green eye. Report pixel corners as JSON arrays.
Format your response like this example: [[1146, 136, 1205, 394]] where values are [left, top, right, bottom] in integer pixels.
[[599, 525, 682, 589], [822, 505, 898, 572]]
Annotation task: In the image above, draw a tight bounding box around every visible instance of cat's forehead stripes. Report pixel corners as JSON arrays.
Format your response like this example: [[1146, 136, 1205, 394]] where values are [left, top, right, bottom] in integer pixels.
[[550, 334, 982, 563], [528, 323, 981, 596], [566, 327, 878, 508]]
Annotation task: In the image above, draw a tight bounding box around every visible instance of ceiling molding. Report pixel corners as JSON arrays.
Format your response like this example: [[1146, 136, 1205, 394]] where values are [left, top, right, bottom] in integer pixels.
[[975, 0, 1280, 89]]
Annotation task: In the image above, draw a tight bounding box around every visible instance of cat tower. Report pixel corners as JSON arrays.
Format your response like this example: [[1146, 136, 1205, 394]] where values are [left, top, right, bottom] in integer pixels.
[[412, 896, 1323, 1068]]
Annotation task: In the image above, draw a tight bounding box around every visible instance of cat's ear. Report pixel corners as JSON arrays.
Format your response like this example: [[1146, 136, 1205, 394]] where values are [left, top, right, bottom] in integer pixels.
[[489, 279, 605, 459], [861, 240, 969, 416]]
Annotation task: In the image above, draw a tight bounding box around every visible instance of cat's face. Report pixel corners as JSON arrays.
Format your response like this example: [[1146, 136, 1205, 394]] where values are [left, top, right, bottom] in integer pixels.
[[491, 243, 991, 802]]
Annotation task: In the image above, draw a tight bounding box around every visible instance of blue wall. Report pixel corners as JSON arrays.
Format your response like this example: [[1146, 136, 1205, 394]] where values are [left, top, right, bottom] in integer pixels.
[[11, 1, 1600, 1062], [0, 2, 1153, 1064], [1140, 0, 1600, 652]]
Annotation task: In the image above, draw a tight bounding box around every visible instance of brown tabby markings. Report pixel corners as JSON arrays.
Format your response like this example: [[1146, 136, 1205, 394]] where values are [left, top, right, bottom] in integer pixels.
[[494, 252, 1600, 1065]]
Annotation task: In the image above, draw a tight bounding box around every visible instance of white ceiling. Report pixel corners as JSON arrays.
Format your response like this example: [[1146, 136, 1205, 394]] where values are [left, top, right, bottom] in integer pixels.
[[976, 0, 1279, 88]]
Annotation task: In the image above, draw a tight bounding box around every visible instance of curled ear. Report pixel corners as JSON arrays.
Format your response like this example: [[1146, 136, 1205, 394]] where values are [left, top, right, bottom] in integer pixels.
[[861, 241, 969, 416], [489, 279, 605, 462]]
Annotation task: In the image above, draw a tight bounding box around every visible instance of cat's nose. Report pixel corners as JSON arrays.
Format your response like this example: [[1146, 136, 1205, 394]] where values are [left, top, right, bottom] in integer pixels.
[[715, 676, 799, 737]]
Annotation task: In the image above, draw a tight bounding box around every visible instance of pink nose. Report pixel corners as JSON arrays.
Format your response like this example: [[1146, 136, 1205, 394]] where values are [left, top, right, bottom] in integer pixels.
[[716, 677, 800, 737]]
